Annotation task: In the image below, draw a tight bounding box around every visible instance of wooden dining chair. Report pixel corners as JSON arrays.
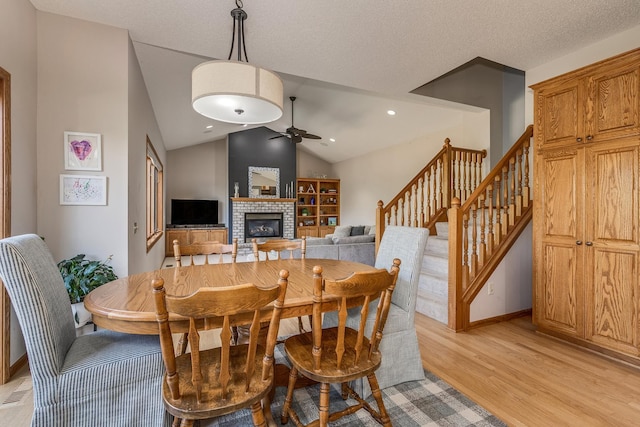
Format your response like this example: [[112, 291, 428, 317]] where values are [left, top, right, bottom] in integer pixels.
[[281, 259, 401, 427], [173, 238, 238, 266], [152, 270, 289, 427], [251, 237, 306, 261], [252, 237, 309, 333], [173, 238, 239, 352]]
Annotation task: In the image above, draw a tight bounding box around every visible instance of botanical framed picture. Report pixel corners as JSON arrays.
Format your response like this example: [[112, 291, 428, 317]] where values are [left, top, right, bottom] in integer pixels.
[[64, 131, 102, 171], [60, 174, 107, 205]]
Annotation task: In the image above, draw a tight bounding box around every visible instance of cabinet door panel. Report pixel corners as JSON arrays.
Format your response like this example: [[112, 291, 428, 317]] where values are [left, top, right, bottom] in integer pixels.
[[536, 82, 581, 148], [540, 243, 580, 334], [189, 229, 210, 243], [587, 248, 638, 354], [585, 141, 640, 354], [541, 150, 580, 238], [587, 67, 640, 142]]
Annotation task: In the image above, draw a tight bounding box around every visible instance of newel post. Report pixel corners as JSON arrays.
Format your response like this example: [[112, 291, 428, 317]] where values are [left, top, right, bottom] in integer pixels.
[[375, 200, 385, 254], [442, 138, 452, 209], [447, 197, 464, 331]]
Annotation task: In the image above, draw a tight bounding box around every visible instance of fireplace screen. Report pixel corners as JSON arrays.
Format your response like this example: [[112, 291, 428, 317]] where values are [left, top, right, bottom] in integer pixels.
[[245, 213, 283, 241]]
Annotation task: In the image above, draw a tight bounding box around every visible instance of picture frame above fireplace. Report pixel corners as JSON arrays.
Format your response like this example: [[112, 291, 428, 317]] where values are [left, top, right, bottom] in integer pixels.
[[248, 166, 279, 198]]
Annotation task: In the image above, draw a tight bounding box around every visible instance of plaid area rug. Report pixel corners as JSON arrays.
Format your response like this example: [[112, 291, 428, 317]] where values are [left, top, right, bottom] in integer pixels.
[[201, 347, 505, 426]]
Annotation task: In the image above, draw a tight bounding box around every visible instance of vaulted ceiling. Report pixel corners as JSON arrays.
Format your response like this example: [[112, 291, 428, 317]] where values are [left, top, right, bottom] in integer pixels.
[[29, 0, 640, 163]]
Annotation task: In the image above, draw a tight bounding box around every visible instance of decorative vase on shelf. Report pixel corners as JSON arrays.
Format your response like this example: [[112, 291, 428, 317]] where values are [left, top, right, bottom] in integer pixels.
[[234, 182, 239, 198]]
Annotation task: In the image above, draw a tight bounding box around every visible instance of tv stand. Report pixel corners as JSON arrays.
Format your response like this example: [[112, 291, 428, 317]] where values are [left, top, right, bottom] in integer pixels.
[[165, 226, 228, 256]]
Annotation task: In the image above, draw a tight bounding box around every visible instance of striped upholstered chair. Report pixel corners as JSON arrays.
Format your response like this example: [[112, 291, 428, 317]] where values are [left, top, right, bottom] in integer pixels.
[[323, 225, 429, 397], [0, 234, 170, 426]]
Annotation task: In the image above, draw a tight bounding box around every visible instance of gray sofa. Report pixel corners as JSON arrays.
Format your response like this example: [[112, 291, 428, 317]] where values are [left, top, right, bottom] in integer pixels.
[[303, 233, 376, 266]]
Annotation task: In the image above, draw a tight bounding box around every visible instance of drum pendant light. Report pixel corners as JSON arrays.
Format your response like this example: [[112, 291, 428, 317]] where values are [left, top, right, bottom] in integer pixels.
[[192, 0, 283, 124]]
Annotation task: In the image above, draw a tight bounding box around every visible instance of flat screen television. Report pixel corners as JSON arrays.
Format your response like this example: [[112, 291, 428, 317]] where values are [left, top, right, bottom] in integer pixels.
[[171, 199, 218, 226]]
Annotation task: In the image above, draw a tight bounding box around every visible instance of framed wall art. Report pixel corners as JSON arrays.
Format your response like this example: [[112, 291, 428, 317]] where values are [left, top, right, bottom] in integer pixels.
[[64, 131, 102, 171], [60, 174, 107, 205]]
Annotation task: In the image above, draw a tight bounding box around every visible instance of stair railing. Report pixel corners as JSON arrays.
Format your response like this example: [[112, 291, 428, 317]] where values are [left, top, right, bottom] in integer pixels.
[[447, 125, 533, 331], [375, 138, 487, 252]]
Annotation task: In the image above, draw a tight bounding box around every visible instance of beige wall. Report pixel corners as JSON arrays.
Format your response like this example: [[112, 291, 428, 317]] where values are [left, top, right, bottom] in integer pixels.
[[127, 38, 167, 274], [36, 12, 130, 275], [334, 109, 490, 226], [166, 138, 228, 225], [1, 0, 38, 364], [297, 149, 334, 179]]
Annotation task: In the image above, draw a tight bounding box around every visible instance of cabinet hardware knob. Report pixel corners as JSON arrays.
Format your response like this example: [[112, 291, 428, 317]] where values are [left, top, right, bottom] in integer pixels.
[[576, 137, 583, 142], [576, 240, 583, 245], [586, 135, 593, 140], [586, 241, 593, 246]]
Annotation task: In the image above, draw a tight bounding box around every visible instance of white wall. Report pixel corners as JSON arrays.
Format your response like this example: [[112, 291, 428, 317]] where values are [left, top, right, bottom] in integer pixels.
[[127, 38, 167, 274], [1, 0, 37, 365], [36, 12, 130, 276], [333, 110, 490, 226]]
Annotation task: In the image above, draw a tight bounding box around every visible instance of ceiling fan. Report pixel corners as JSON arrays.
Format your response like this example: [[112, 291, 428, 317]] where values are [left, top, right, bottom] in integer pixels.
[[269, 96, 321, 143]]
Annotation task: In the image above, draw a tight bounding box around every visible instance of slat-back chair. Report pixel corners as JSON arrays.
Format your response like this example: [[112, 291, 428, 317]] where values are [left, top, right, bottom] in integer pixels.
[[173, 238, 239, 352], [281, 259, 401, 427], [152, 270, 288, 427], [173, 238, 238, 267], [251, 237, 306, 261], [252, 237, 309, 333]]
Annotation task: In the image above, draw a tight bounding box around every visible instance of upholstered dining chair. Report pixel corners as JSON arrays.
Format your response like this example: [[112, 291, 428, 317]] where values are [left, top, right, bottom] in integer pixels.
[[323, 225, 429, 397], [151, 270, 288, 427], [0, 234, 170, 426], [252, 237, 309, 334], [173, 238, 238, 266], [281, 260, 400, 427], [173, 238, 239, 350]]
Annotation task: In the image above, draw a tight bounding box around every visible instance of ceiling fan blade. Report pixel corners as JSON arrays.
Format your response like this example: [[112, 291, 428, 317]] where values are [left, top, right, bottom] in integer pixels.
[[268, 134, 289, 140], [303, 133, 321, 140]]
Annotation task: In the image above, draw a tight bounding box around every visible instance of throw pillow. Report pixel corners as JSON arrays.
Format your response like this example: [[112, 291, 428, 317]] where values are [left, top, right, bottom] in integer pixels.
[[333, 225, 352, 238], [350, 226, 365, 236]]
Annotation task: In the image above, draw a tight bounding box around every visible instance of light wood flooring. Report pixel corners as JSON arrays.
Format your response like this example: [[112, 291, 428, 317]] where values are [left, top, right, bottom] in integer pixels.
[[3, 314, 640, 426]]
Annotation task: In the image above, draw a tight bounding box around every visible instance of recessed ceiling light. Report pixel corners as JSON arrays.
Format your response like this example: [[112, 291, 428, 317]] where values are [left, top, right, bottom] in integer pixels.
[[387, 110, 396, 116], [206, 125, 213, 129], [329, 138, 336, 142]]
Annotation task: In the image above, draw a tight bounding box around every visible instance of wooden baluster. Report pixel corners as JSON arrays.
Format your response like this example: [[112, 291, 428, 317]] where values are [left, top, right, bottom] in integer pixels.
[[502, 165, 509, 236], [406, 189, 412, 227], [487, 185, 494, 257], [419, 176, 425, 227], [470, 202, 478, 280], [462, 212, 470, 291], [523, 140, 530, 208], [392, 204, 397, 226], [516, 149, 523, 217], [411, 186, 420, 227], [509, 159, 516, 227], [466, 152, 472, 202], [399, 197, 405, 226], [472, 153, 478, 194], [435, 162, 441, 213], [479, 193, 486, 267], [456, 150, 462, 201], [494, 175, 502, 245]]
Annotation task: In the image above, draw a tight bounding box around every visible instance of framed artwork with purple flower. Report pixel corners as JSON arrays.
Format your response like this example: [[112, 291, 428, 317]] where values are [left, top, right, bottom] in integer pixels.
[[64, 131, 102, 171]]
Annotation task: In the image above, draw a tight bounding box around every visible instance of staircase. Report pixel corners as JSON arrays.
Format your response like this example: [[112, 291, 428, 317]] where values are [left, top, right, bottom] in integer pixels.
[[416, 222, 448, 323], [376, 125, 534, 331]]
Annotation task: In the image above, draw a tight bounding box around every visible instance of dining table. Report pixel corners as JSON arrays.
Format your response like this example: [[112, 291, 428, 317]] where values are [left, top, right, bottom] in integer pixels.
[[84, 258, 379, 426], [84, 257, 378, 335]]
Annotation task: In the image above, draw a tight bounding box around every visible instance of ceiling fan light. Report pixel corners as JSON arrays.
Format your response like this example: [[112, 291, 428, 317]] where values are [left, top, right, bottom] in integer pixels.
[[192, 60, 283, 124]]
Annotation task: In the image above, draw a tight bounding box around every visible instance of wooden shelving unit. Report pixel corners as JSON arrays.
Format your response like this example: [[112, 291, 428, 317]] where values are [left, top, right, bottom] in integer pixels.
[[296, 178, 340, 238]]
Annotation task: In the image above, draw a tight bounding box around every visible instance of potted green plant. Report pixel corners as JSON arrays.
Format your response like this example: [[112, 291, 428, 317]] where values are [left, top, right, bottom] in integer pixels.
[[57, 254, 117, 328]]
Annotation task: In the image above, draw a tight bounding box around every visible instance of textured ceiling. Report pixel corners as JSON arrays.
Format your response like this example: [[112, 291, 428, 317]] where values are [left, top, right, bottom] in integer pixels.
[[29, 0, 640, 162]]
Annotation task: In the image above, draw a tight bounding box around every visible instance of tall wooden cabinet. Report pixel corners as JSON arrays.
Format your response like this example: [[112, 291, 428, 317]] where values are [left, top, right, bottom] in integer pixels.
[[532, 48, 640, 361], [296, 178, 340, 238]]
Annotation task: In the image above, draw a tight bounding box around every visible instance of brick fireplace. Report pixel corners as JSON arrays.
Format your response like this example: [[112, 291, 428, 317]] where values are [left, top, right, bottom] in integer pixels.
[[231, 198, 295, 243]]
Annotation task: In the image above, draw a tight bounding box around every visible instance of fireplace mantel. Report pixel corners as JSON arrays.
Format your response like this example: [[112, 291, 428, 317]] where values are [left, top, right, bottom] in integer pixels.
[[231, 197, 296, 203]]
